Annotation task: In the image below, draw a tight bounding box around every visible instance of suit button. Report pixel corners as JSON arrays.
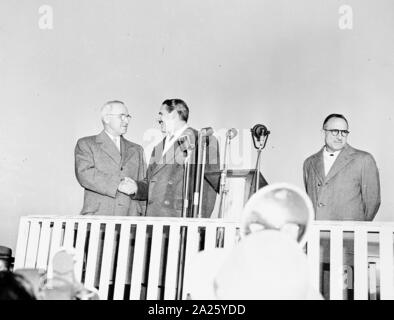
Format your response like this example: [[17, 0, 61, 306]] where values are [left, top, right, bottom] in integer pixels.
[[318, 202, 325, 207], [164, 200, 170, 205], [168, 180, 173, 185], [120, 167, 123, 171], [317, 183, 321, 187]]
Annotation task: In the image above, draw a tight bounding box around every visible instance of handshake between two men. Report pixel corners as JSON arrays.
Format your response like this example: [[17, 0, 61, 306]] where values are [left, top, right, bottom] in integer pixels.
[[118, 177, 138, 196]]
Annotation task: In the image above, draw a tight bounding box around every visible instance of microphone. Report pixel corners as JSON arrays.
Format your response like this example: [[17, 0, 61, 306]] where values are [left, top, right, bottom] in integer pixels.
[[178, 135, 195, 152], [251, 124, 270, 140], [200, 127, 214, 137], [226, 128, 238, 140]]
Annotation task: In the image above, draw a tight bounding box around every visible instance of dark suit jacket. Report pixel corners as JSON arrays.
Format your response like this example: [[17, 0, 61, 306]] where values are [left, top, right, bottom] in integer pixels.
[[75, 131, 146, 216], [134, 127, 220, 218], [303, 144, 381, 221]]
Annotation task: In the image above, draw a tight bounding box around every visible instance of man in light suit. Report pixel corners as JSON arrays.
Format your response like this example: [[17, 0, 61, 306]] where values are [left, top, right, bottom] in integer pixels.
[[127, 99, 220, 218], [75, 100, 146, 216], [303, 114, 381, 221], [303, 114, 381, 298]]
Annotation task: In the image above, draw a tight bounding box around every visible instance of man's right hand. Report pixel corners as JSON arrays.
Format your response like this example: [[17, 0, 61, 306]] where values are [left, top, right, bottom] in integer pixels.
[[118, 178, 138, 195]]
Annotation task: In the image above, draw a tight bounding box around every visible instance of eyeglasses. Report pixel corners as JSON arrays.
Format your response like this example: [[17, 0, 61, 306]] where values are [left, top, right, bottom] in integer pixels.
[[107, 114, 132, 121], [324, 129, 350, 137]]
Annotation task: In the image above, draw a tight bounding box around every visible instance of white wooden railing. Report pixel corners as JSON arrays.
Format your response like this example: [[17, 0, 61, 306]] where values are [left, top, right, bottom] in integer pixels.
[[14, 216, 394, 300], [307, 221, 394, 300], [14, 215, 240, 300]]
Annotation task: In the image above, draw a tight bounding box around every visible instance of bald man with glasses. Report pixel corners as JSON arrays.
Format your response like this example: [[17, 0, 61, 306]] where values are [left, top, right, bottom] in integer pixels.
[[74, 100, 146, 216], [303, 114, 381, 221]]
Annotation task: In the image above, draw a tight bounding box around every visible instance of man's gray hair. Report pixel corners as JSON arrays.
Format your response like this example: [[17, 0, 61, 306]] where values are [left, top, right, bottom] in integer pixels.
[[100, 100, 125, 121]]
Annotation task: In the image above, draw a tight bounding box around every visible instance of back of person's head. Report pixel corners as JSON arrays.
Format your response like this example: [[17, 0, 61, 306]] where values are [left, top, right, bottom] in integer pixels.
[[241, 183, 314, 245], [0, 271, 36, 300]]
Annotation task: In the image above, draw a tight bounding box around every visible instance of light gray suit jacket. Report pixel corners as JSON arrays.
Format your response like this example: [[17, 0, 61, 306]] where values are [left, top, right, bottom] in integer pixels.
[[303, 144, 381, 221], [75, 131, 146, 216]]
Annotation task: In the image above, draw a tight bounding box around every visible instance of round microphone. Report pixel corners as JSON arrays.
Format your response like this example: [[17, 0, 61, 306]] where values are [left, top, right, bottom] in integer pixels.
[[178, 135, 195, 151], [251, 124, 270, 139], [200, 127, 214, 136], [226, 128, 238, 140]]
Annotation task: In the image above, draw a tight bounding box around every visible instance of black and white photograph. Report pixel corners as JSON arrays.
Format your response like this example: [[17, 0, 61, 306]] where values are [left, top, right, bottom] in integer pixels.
[[0, 0, 393, 304]]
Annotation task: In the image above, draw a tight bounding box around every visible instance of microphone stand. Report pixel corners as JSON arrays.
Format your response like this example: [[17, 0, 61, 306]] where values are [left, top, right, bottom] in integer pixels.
[[217, 134, 230, 219], [197, 135, 208, 219], [177, 138, 193, 300], [182, 147, 193, 218], [251, 133, 270, 195], [192, 129, 211, 218], [192, 133, 203, 218]]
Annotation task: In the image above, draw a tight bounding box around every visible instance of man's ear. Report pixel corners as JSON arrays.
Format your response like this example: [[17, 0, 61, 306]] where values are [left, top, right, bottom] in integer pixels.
[[102, 115, 110, 125], [169, 109, 177, 119]]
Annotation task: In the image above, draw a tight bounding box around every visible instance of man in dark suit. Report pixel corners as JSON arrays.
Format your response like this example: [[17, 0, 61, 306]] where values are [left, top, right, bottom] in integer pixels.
[[75, 100, 146, 216], [128, 98, 220, 218], [303, 114, 381, 221]]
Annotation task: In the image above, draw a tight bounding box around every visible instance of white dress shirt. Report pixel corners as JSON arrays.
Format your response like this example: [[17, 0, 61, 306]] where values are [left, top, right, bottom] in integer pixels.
[[162, 124, 189, 156], [323, 147, 341, 176], [105, 131, 121, 152]]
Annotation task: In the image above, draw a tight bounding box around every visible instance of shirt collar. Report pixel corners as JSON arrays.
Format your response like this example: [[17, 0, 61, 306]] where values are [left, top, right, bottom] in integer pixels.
[[167, 124, 188, 140], [323, 146, 341, 157], [105, 130, 120, 141]]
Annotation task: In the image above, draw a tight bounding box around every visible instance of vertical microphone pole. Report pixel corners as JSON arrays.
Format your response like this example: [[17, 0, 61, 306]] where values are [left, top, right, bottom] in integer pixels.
[[181, 142, 194, 218], [216, 134, 230, 247], [192, 128, 213, 218], [182, 155, 191, 218], [192, 132, 204, 218], [197, 135, 208, 219], [250, 124, 270, 195], [177, 136, 194, 299], [217, 134, 230, 219], [256, 139, 263, 193]]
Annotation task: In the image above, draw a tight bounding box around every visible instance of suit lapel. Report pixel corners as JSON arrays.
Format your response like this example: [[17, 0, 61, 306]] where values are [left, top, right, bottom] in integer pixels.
[[120, 136, 136, 165], [310, 148, 325, 184], [325, 144, 355, 182], [150, 139, 166, 176], [150, 137, 187, 177], [96, 131, 121, 165]]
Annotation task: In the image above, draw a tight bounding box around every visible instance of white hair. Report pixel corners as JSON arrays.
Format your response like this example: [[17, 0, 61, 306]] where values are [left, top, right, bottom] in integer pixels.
[[100, 100, 125, 122]]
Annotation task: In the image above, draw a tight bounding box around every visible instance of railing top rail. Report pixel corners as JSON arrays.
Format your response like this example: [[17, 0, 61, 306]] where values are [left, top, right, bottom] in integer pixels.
[[312, 220, 394, 228], [19, 215, 394, 234], [20, 215, 240, 226]]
